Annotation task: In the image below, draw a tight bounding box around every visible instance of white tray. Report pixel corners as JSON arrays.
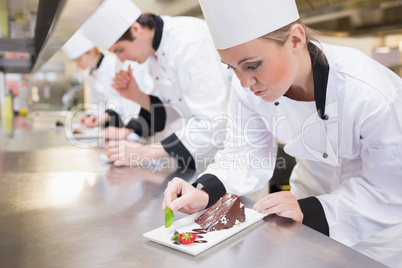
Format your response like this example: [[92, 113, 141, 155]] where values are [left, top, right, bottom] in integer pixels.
[[143, 208, 265, 256], [52, 123, 86, 130], [72, 127, 101, 139]]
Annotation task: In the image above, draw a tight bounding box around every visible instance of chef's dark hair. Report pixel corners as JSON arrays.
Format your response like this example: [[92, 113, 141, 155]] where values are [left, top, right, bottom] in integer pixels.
[[117, 13, 156, 42], [261, 19, 326, 64]]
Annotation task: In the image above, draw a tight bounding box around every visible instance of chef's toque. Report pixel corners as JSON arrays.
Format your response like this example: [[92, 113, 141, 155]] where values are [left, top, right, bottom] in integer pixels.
[[198, 0, 300, 49], [81, 0, 141, 50], [62, 30, 94, 60]]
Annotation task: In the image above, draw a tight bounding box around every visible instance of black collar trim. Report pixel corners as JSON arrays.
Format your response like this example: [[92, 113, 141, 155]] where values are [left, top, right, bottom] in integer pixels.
[[152, 16, 164, 51], [96, 53, 104, 69], [90, 53, 104, 74], [308, 42, 330, 120]]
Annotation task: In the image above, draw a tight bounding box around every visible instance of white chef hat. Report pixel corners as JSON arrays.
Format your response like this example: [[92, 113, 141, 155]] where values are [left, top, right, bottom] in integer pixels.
[[198, 0, 300, 49], [62, 30, 94, 60], [80, 0, 141, 50]]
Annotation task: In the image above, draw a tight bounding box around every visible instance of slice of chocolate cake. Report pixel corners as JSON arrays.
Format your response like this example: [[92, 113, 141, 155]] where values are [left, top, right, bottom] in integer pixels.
[[195, 193, 245, 232], [73, 128, 83, 134]]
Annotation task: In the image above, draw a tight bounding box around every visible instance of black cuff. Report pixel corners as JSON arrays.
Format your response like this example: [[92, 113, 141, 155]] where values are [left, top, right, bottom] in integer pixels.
[[161, 133, 195, 171], [298, 197, 329, 236], [148, 95, 166, 132], [104, 109, 124, 128], [192, 173, 226, 208], [125, 117, 146, 136], [125, 95, 166, 137]]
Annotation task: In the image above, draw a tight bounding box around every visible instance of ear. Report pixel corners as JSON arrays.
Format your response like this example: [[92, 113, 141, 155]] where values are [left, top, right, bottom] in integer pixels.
[[289, 24, 306, 52], [130, 22, 142, 38], [88, 47, 96, 55]]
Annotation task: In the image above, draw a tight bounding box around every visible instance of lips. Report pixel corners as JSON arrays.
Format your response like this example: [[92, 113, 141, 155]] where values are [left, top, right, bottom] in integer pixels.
[[253, 89, 267, 97]]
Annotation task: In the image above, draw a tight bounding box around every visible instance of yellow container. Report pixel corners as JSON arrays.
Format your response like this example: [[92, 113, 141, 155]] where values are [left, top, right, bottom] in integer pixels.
[[1, 92, 13, 119]]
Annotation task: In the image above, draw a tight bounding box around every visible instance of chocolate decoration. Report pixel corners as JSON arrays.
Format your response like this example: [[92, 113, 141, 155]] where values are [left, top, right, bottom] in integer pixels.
[[195, 193, 245, 232]]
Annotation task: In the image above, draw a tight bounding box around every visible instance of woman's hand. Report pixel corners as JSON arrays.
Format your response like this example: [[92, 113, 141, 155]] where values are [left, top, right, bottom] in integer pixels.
[[80, 114, 98, 128], [163, 177, 209, 214], [254, 191, 303, 223]]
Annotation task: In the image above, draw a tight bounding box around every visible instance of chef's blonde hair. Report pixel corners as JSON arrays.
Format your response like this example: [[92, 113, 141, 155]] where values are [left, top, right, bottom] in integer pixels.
[[261, 20, 326, 64], [93, 47, 101, 55]]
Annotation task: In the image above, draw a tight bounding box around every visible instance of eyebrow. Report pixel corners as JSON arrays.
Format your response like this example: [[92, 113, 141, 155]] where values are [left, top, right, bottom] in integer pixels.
[[221, 56, 259, 67], [237, 57, 257, 65]]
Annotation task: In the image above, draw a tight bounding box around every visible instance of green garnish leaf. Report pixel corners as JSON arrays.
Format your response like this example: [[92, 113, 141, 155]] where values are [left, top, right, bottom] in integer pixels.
[[171, 230, 181, 245], [164, 207, 174, 228]]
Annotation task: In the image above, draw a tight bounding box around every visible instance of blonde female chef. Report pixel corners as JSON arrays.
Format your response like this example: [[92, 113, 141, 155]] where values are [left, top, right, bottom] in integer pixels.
[[62, 30, 151, 130], [80, 0, 231, 171], [163, 0, 402, 247]]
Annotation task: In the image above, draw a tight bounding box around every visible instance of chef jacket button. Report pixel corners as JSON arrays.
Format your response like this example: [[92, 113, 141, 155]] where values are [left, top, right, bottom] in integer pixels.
[[179, 98, 182, 101], [155, 76, 159, 80], [274, 102, 279, 106], [323, 152, 328, 158], [167, 99, 171, 103], [323, 114, 329, 120], [162, 52, 165, 56]]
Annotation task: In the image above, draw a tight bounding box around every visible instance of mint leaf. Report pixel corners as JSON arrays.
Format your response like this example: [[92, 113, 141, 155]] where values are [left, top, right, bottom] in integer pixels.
[[164, 207, 174, 228], [171, 231, 181, 245]]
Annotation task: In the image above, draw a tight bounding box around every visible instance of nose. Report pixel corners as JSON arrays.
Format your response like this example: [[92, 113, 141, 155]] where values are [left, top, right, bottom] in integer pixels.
[[118, 55, 126, 62], [235, 70, 256, 88]]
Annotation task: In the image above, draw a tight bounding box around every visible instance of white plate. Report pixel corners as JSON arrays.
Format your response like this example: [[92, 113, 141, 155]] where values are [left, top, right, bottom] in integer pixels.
[[143, 208, 265, 256], [52, 123, 86, 130], [99, 153, 109, 162], [72, 127, 101, 139]]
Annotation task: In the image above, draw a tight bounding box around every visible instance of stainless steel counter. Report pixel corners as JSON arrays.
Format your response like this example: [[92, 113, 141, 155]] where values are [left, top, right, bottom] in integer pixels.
[[0, 115, 391, 267]]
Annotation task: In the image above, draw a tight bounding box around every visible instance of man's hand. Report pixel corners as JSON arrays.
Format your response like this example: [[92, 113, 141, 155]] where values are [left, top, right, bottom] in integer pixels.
[[105, 140, 168, 167], [102, 126, 133, 140], [113, 65, 151, 110]]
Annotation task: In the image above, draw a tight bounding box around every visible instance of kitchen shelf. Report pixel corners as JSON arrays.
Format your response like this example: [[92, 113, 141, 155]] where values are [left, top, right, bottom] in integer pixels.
[[0, 0, 103, 74]]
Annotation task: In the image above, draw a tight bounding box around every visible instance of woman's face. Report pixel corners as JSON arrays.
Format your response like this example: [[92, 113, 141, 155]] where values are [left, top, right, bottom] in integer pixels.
[[73, 48, 96, 70], [218, 37, 298, 102]]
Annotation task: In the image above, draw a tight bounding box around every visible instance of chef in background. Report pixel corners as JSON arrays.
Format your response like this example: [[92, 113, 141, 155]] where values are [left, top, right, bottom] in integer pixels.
[[80, 0, 232, 172], [62, 30, 152, 131], [163, 0, 402, 248]]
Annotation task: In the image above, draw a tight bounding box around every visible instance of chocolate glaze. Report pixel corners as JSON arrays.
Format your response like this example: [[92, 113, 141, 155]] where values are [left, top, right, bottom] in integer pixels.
[[191, 228, 207, 234], [195, 193, 245, 232]]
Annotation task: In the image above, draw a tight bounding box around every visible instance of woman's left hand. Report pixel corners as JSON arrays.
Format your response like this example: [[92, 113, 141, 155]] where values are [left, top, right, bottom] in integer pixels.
[[254, 191, 303, 223]]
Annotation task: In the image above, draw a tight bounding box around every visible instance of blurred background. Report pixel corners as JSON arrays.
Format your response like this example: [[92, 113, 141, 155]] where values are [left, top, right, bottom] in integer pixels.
[[0, 0, 401, 114]]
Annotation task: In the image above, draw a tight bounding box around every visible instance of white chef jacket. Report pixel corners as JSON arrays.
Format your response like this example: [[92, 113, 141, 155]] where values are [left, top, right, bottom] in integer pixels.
[[145, 16, 232, 171], [85, 53, 153, 122], [199, 42, 402, 247]]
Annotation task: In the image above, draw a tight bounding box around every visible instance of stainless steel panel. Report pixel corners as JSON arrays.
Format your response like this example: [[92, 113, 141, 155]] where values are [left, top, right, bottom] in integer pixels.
[[0, 116, 389, 267]]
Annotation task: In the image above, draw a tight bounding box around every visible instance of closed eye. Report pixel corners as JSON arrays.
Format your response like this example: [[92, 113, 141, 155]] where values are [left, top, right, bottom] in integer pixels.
[[246, 61, 261, 70], [226, 64, 236, 70], [114, 48, 124, 54], [221, 60, 236, 70]]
